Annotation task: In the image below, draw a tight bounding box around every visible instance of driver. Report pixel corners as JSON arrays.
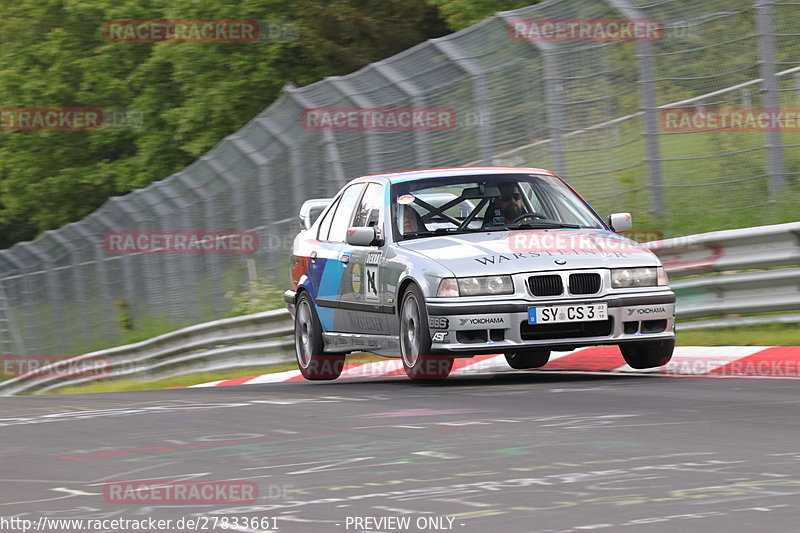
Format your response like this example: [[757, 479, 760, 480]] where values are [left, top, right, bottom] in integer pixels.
[[483, 182, 524, 227]]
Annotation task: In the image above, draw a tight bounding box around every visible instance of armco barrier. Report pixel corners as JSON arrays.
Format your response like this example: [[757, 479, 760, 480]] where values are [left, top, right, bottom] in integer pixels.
[[644, 221, 800, 276], [0, 309, 294, 396], [0, 223, 797, 395]]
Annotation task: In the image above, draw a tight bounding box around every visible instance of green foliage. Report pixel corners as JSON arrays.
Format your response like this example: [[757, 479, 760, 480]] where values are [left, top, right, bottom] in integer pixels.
[[676, 322, 800, 347], [39, 362, 300, 395], [226, 279, 286, 316], [0, 0, 449, 248], [426, 0, 541, 30], [113, 297, 133, 331], [116, 316, 177, 346]]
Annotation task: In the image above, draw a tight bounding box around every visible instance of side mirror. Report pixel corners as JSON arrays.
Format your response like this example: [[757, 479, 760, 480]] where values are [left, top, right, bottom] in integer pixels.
[[298, 198, 332, 230], [608, 213, 632, 232], [346, 226, 383, 247]]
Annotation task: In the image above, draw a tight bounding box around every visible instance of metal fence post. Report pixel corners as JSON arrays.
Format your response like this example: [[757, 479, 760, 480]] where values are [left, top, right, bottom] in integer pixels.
[[608, 0, 666, 217], [48, 231, 95, 349], [795, 71, 800, 105], [254, 117, 306, 213], [70, 222, 118, 342], [741, 87, 753, 108], [327, 77, 383, 174], [285, 85, 349, 191], [94, 211, 137, 337], [17, 243, 68, 354], [495, 12, 564, 175], [756, 0, 787, 203], [0, 280, 25, 355], [373, 62, 433, 168], [431, 39, 495, 165], [542, 52, 567, 175]]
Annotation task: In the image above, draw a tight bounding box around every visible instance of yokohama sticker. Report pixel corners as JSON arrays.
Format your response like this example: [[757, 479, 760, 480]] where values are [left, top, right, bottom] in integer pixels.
[[456, 316, 507, 327], [625, 304, 674, 317]]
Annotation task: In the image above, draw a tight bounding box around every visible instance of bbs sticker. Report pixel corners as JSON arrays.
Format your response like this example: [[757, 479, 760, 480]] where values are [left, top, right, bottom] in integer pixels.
[[428, 316, 449, 329]]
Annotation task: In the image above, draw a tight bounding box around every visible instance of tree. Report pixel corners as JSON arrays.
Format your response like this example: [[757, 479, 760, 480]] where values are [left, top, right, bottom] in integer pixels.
[[0, 0, 449, 248], [426, 0, 541, 31]]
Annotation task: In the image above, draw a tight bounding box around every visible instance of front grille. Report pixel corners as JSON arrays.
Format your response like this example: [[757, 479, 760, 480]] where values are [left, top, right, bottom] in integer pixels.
[[569, 273, 601, 295], [529, 275, 563, 296], [520, 318, 613, 341]]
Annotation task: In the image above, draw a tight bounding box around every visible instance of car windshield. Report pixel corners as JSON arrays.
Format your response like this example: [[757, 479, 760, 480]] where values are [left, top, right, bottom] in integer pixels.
[[391, 174, 605, 240]]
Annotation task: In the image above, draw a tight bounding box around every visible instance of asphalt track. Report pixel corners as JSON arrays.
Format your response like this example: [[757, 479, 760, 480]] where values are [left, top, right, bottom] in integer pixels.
[[1, 372, 798, 533]]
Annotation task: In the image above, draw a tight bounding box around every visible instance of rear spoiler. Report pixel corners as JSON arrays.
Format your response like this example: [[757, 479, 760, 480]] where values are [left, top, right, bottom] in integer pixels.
[[299, 198, 333, 230]]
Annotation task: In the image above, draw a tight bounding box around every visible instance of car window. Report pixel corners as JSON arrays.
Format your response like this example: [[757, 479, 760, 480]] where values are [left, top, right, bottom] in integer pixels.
[[316, 196, 340, 241], [327, 183, 366, 242], [518, 182, 545, 213], [352, 182, 383, 228], [391, 174, 604, 240], [542, 185, 602, 226]]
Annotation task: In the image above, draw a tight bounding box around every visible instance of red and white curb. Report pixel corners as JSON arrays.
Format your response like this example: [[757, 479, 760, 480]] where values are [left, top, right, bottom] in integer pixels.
[[188, 346, 800, 388]]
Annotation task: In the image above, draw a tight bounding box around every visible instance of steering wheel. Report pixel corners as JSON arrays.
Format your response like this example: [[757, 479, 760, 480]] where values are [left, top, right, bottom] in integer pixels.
[[512, 212, 548, 223]]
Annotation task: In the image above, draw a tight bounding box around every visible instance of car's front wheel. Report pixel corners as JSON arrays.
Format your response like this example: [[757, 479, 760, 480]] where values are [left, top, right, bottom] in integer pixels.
[[505, 349, 550, 369], [620, 339, 674, 369], [295, 292, 345, 380], [400, 285, 453, 380]]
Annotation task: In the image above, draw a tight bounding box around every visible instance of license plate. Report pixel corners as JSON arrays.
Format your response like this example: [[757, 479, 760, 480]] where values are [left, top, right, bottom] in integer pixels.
[[528, 303, 607, 324]]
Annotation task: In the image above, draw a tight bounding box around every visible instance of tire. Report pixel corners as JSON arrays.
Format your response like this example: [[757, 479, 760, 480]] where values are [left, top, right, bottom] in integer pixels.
[[620, 338, 674, 369], [505, 349, 550, 369], [294, 292, 345, 380], [400, 284, 453, 380]]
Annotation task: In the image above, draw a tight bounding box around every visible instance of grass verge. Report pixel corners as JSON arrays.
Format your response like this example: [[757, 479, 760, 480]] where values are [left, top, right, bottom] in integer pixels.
[[35, 325, 800, 395], [40, 354, 385, 395], [676, 323, 800, 347]]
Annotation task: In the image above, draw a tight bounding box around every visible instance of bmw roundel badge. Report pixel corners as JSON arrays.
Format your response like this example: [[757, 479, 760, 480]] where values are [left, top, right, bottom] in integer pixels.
[[554, 259, 567, 265]]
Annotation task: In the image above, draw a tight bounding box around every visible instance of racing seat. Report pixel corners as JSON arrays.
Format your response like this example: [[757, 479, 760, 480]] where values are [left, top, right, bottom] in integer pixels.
[[481, 202, 502, 227]]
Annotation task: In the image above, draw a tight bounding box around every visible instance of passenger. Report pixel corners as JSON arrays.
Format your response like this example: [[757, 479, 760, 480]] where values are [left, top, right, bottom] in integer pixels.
[[401, 205, 426, 234]]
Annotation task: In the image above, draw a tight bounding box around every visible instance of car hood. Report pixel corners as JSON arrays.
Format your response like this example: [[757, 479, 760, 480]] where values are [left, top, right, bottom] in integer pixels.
[[398, 229, 659, 276]]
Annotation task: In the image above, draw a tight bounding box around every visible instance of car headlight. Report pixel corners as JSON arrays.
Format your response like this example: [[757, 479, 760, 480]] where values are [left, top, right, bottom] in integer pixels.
[[437, 276, 514, 297], [436, 278, 460, 297], [611, 267, 666, 288]]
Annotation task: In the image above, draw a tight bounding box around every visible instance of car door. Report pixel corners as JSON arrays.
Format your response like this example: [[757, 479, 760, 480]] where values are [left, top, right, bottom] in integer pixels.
[[308, 182, 365, 332], [336, 181, 391, 335]]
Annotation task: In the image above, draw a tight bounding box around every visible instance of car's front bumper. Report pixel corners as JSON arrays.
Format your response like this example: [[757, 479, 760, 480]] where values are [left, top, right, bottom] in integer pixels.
[[426, 290, 676, 355], [284, 289, 296, 318]]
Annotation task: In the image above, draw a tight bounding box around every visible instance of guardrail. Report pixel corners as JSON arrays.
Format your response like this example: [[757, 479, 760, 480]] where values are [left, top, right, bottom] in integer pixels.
[[644, 222, 800, 277], [644, 221, 800, 326], [0, 222, 797, 395], [0, 309, 295, 396]]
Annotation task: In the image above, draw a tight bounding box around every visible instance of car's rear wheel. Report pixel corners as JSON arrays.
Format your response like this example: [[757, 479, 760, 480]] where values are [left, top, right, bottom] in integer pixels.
[[295, 292, 345, 380], [620, 338, 674, 369], [400, 285, 453, 380], [505, 349, 550, 369]]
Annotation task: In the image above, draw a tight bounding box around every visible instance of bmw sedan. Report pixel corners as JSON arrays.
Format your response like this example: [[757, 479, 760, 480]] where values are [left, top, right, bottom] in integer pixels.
[[285, 167, 675, 380]]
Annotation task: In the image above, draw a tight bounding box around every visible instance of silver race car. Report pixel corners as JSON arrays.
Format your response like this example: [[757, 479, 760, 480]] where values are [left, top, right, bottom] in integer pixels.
[[285, 167, 675, 380]]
